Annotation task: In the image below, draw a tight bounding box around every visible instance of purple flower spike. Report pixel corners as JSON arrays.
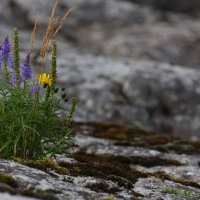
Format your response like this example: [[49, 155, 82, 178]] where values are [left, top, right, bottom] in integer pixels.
[[0, 36, 13, 70], [1, 36, 11, 59], [21, 53, 32, 80]]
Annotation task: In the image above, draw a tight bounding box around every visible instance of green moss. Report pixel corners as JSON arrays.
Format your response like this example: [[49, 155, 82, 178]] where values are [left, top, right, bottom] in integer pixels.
[[0, 173, 18, 188], [103, 195, 116, 200], [11, 151, 146, 193], [11, 157, 68, 175], [163, 186, 193, 198]]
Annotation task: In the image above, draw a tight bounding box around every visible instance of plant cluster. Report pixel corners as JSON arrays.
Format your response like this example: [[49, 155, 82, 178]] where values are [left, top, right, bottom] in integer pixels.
[[162, 186, 193, 198], [0, 1, 76, 160]]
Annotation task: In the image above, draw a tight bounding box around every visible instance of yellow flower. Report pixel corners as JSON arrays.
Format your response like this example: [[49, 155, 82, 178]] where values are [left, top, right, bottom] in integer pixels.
[[38, 73, 52, 86]]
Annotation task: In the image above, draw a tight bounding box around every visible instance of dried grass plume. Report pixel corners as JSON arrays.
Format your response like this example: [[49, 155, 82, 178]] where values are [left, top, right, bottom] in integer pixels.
[[40, 0, 72, 58], [30, 14, 39, 55]]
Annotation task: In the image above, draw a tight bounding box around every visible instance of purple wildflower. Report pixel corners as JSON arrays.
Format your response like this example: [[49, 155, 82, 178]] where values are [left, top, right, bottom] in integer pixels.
[[21, 53, 32, 80], [1, 36, 11, 59], [0, 36, 14, 70]]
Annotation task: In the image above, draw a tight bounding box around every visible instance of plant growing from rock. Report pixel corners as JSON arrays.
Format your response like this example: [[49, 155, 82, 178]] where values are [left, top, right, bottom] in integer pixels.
[[0, 1, 76, 159], [162, 186, 193, 198]]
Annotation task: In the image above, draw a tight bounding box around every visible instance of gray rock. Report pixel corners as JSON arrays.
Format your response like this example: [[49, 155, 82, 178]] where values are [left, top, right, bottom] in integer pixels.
[[1, 0, 200, 67], [0, 1, 199, 199], [0, 160, 109, 200], [134, 178, 200, 200], [56, 46, 200, 137], [0, 193, 38, 200], [0, 123, 199, 200], [133, 0, 200, 13]]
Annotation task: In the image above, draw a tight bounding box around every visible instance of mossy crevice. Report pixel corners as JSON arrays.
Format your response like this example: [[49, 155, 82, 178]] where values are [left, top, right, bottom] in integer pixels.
[[72, 121, 157, 141], [0, 173, 18, 194], [73, 122, 200, 155], [11, 157, 69, 175], [132, 191, 144, 197], [59, 152, 147, 190], [11, 153, 146, 193], [0, 173, 18, 189], [108, 155, 182, 167], [86, 181, 120, 193], [153, 171, 200, 189]]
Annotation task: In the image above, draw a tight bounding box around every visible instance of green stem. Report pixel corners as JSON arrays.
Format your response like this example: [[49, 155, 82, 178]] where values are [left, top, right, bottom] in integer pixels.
[[13, 28, 20, 87]]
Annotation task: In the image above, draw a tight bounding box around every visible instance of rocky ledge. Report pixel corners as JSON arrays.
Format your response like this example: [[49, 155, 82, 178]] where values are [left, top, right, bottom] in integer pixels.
[[0, 122, 199, 200]]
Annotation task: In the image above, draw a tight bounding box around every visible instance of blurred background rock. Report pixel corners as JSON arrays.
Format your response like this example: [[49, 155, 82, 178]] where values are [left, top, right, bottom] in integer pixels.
[[1, 0, 200, 138]]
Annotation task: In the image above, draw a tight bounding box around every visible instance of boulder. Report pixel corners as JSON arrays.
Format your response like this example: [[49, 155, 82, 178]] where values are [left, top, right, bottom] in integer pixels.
[[57, 44, 200, 137]]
